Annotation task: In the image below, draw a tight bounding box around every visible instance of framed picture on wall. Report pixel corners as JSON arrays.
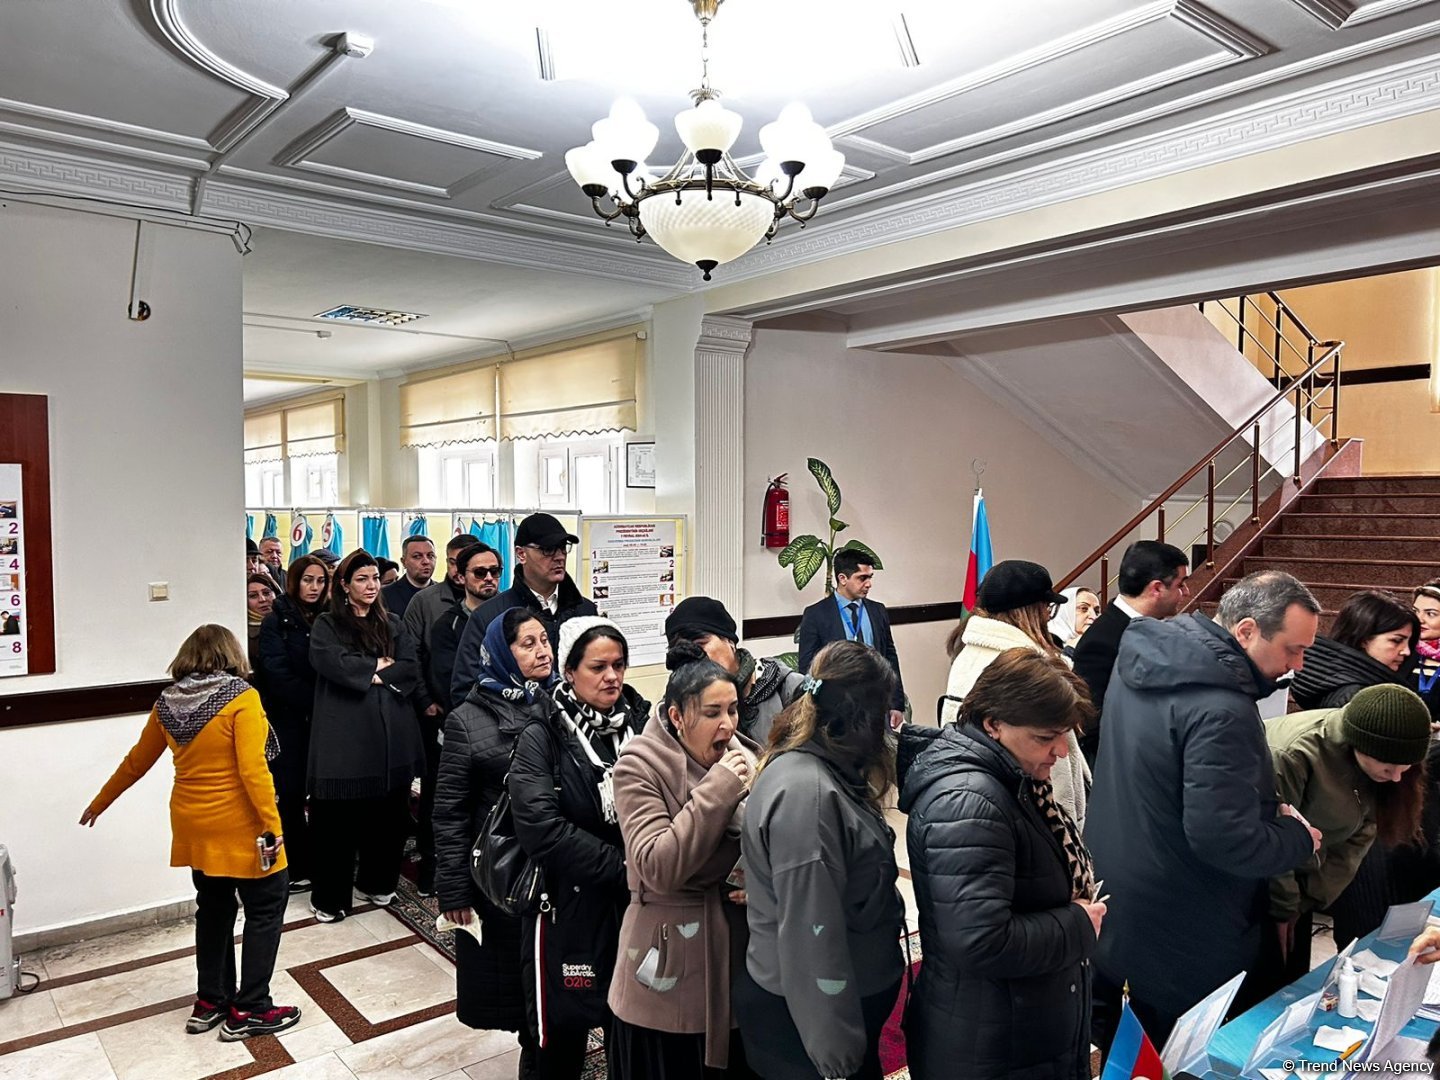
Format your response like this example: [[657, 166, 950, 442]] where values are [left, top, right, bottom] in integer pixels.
[[626, 441, 656, 489]]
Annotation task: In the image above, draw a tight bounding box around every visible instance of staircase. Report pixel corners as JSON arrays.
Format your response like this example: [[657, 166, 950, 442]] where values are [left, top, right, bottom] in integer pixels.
[[1204, 475, 1440, 630]]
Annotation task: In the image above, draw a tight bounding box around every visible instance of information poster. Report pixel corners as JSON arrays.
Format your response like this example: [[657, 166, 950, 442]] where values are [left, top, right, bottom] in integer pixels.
[[0, 464, 26, 676], [580, 517, 686, 667]]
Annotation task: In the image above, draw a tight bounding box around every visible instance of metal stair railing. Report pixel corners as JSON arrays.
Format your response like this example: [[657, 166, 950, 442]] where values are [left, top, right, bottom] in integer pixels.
[[1056, 293, 1343, 603]]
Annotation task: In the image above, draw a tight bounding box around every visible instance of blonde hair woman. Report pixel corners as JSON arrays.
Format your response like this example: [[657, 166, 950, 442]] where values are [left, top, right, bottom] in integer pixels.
[[940, 560, 1093, 829], [81, 625, 299, 1041]]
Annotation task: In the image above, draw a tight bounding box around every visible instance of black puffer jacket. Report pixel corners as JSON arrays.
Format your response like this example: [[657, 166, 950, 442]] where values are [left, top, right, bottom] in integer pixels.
[[432, 684, 550, 1031], [511, 684, 649, 1035], [256, 595, 318, 790], [900, 725, 1094, 1080], [1290, 634, 1402, 709]]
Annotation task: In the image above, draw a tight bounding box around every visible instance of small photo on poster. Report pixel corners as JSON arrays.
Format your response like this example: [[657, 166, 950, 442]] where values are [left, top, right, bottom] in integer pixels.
[[2, 607, 20, 635], [659, 569, 674, 583], [0, 502, 15, 518], [658, 545, 674, 558], [594, 560, 610, 573], [594, 586, 610, 600], [0, 575, 16, 591], [0, 538, 15, 555]]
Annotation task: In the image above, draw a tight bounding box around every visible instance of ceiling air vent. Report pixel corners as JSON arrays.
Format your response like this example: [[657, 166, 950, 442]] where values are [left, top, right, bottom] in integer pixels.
[[315, 305, 427, 327]]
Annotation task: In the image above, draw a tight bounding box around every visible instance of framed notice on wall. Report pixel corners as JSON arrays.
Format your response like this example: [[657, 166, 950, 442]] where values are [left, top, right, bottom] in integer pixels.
[[0, 394, 55, 676], [578, 516, 687, 667], [0, 465, 25, 675]]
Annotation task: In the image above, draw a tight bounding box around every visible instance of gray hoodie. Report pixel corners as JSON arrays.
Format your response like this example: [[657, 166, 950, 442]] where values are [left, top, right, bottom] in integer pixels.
[[742, 744, 905, 1079], [1085, 613, 1314, 1019]]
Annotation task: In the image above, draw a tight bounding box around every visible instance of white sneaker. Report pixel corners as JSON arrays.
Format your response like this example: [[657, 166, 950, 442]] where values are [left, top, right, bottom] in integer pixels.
[[309, 903, 344, 923], [358, 891, 395, 907]]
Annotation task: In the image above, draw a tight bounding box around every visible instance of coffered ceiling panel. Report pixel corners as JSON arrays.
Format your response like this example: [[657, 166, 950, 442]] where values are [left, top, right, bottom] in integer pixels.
[[1, 0, 1439, 326]]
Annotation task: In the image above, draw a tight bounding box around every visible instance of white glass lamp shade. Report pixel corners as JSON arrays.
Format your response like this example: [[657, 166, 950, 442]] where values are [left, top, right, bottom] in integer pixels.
[[565, 143, 613, 192], [758, 102, 827, 165], [796, 147, 845, 195], [638, 188, 774, 279], [674, 99, 743, 156], [591, 98, 659, 168]]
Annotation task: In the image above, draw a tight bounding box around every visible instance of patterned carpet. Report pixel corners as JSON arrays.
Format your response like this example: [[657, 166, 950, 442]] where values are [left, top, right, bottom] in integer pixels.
[[392, 847, 918, 1078]]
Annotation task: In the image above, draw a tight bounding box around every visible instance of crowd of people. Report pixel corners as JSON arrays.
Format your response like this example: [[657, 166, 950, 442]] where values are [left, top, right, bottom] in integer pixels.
[[77, 517, 1440, 1078]]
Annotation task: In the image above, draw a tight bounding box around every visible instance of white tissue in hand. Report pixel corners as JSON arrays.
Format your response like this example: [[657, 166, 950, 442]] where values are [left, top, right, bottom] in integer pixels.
[[435, 910, 483, 945]]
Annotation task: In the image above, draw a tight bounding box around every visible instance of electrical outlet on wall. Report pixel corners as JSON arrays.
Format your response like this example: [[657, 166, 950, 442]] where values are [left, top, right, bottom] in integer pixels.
[[148, 583, 168, 602]]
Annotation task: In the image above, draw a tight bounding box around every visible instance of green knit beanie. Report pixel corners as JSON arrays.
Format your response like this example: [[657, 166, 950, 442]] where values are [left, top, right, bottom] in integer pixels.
[[1340, 684, 1432, 764]]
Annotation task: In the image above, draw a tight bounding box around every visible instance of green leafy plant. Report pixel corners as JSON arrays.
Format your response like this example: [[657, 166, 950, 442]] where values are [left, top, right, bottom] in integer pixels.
[[776, 458, 884, 594]]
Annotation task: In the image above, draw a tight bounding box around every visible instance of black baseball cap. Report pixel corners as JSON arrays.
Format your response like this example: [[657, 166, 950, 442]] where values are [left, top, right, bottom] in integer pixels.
[[977, 560, 1067, 615], [515, 512, 579, 548]]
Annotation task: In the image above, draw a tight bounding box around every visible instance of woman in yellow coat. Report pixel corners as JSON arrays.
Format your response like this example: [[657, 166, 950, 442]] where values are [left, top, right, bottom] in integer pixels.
[[81, 624, 301, 1042]]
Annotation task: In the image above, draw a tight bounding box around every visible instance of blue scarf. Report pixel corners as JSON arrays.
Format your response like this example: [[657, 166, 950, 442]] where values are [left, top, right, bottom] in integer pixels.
[[475, 607, 557, 703]]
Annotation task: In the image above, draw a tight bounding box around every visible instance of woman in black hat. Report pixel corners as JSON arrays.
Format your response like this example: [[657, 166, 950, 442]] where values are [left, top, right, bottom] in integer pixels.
[[665, 596, 806, 745], [937, 560, 1091, 830]]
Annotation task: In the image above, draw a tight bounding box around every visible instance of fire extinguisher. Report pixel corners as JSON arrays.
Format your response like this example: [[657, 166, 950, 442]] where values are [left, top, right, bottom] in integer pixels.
[[762, 474, 790, 549]]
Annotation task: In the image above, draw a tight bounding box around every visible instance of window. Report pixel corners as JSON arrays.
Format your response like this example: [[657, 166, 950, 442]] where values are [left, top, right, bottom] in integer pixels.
[[528, 435, 621, 514], [418, 443, 498, 508], [243, 395, 346, 506]]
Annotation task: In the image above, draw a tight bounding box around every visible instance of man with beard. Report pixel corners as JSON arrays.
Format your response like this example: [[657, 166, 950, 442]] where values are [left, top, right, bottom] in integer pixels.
[[409, 541, 503, 896]]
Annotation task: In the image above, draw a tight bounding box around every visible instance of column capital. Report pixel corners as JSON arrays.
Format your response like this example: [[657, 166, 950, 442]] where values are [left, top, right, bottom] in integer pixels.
[[697, 316, 753, 355]]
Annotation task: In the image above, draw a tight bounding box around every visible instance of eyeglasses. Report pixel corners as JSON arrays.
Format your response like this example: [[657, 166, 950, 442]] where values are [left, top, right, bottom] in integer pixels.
[[1047, 603, 1060, 618], [468, 566, 503, 579], [525, 542, 573, 558]]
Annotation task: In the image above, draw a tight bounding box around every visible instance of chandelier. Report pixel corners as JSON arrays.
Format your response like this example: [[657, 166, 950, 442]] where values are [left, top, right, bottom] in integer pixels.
[[564, 0, 844, 280]]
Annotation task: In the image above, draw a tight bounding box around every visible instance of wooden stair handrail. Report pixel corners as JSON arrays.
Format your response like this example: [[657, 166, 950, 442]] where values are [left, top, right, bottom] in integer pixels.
[[1055, 339, 1343, 592]]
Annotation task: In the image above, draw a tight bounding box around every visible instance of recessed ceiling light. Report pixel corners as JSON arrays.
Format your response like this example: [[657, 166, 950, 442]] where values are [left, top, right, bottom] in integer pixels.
[[315, 305, 427, 326]]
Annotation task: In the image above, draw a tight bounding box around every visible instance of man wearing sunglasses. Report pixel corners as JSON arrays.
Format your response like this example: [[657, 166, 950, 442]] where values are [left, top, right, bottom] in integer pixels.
[[433, 543, 505, 713], [452, 512, 598, 704]]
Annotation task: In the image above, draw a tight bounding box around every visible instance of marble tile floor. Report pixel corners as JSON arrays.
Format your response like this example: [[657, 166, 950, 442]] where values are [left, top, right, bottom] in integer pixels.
[[0, 889, 521, 1080]]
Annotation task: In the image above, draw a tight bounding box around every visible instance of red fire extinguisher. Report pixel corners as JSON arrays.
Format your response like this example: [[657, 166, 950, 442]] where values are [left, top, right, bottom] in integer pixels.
[[762, 474, 790, 549]]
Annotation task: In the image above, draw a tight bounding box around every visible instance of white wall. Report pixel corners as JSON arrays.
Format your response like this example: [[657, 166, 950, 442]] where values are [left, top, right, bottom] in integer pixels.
[[0, 202, 243, 934], [741, 319, 1137, 720]]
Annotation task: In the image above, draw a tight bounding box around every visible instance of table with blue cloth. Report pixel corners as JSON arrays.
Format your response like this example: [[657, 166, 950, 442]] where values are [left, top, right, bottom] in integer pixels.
[[1203, 888, 1440, 1076]]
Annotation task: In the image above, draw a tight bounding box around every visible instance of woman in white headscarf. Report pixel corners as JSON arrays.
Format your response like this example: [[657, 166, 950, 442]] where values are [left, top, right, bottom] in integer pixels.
[[1049, 587, 1101, 659]]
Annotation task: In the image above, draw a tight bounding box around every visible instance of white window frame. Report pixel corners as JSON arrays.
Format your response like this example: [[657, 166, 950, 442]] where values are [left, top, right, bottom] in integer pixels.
[[418, 442, 499, 508]]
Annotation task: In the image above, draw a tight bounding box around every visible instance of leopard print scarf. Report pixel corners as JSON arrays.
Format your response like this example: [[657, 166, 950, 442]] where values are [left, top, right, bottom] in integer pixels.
[[1031, 778, 1095, 900]]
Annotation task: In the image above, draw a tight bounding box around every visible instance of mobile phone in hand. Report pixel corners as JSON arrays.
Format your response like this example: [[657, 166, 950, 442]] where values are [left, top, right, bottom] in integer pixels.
[[257, 831, 277, 871]]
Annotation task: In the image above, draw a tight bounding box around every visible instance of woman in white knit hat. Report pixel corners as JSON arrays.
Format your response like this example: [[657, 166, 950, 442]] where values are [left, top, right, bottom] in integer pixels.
[[510, 615, 651, 1078]]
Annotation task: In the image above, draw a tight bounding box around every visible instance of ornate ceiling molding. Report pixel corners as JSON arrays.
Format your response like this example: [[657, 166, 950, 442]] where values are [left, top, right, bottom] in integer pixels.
[[275, 108, 543, 199], [149, 0, 287, 152], [1284, 0, 1432, 29]]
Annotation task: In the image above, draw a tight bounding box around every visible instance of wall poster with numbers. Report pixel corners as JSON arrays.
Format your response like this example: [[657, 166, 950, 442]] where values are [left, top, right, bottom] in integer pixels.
[[0, 465, 24, 675], [578, 516, 687, 668]]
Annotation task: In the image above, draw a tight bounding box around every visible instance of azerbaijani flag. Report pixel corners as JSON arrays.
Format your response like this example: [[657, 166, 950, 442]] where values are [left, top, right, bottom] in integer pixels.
[[962, 489, 993, 611], [1103, 999, 1172, 1080]]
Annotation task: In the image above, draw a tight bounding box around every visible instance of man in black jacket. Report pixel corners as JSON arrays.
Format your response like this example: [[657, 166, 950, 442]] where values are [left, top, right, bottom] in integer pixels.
[[1072, 539, 1189, 760], [797, 549, 905, 726], [1087, 570, 1323, 1056], [451, 513, 597, 704]]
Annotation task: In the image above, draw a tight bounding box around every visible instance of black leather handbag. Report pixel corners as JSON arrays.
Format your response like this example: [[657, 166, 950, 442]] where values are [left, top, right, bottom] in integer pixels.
[[470, 722, 553, 918], [471, 782, 545, 917]]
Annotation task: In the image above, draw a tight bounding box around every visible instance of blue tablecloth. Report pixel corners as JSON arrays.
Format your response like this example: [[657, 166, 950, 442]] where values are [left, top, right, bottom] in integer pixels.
[[1206, 889, 1440, 1073]]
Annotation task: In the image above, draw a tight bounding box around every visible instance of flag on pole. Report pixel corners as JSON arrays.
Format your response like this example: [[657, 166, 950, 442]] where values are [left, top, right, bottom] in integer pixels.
[[962, 489, 993, 611], [1102, 997, 1172, 1080]]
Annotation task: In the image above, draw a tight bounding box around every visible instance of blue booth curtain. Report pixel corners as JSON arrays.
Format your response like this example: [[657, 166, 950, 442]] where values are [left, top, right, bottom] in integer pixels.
[[361, 515, 390, 559], [245, 514, 254, 542], [290, 512, 313, 562], [322, 513, 344, 557], [262, 512, 279, 540], [478, 518, 514, 591]]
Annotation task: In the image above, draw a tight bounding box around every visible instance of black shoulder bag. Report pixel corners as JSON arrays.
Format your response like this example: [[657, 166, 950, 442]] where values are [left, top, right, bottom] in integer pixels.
[[470, 720, 557, 918]]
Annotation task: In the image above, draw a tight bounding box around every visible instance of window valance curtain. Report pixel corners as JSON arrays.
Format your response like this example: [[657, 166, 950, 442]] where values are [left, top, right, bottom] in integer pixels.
[[244, 394, 346, 462]]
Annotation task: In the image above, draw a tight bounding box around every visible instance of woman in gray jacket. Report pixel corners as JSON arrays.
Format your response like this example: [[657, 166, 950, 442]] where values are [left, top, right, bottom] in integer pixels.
[[735, 641, 905, 1080]]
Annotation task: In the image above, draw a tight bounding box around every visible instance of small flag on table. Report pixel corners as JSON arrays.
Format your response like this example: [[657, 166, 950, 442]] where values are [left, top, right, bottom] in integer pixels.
[[1103, 997, 1172, 1080], [962, 489, 993, 612]]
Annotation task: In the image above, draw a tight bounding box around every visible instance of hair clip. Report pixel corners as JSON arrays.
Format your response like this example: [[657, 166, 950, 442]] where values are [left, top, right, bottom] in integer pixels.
[[800, 675, 824, 698]]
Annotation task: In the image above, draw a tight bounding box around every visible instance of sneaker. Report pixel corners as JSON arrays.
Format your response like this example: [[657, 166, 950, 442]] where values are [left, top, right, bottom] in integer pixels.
[[416, 861, 436, 898], [287, 878, 312, 894], [309, 903, 344, 923], [218, 1004, 302, 1041], [358, 890, 395, 906], [185, 999, 226, 1034]]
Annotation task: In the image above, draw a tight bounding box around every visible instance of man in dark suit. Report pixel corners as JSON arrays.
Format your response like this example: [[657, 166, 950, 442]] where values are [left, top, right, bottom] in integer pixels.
[[1072, 539, 1190, 761], [798, 548, 905, 727]]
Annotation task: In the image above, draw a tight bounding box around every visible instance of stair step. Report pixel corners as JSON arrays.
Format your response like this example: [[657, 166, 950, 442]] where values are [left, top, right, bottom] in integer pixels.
[[1277, 513, 1440, 538], [1219, 579, 1419, 611], [1313, 476, 1440, 495], [1238, 555, 1434, 589], [1261, 535, 1440, 560], [1295, 494, 1440, 514]]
